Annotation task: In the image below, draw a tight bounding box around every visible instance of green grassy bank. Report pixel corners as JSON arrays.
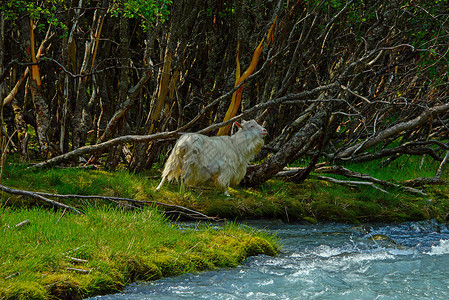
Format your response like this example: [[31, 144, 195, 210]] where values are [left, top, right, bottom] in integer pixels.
[[2, 155, 449, 224], [0, 207, 277, 299]]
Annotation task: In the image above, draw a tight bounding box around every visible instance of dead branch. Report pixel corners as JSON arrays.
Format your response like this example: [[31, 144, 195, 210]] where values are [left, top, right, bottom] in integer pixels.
[[315, 175, 389, 194], [402, 177, 446, 187], [33, 191, 222, 221], [275, 167, 307, 177], [15, 219, 31, 228], [435, 150, 449, 179], [401, 150, 449, 187], [5, 272, 20, 280], [28, 130, 180, 169], [337, 102, 449, 159], [67, 256, 88, 264], [315, 165, 428, 196], [67, 268, 91, 274], [1, 184, 220, 221], [347, 143, 445, 163], [275, 163, 328, 177], [0, 184, 82, 214]]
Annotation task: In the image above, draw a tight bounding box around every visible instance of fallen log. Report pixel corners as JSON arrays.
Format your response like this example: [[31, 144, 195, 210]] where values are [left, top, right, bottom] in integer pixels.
[[0, 184, 220, 221]]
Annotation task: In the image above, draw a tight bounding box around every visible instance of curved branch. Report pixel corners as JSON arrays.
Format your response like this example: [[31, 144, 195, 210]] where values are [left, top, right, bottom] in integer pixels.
[[337, 102, 449, 159], [29, 130, 180, 169]]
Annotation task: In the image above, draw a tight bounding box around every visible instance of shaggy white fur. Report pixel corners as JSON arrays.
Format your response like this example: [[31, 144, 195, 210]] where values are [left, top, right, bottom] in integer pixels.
[[156, 120, 267, 196]]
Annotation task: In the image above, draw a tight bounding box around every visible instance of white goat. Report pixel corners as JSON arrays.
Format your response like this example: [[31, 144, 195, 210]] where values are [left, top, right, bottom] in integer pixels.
[[155, 120, 267, 196]]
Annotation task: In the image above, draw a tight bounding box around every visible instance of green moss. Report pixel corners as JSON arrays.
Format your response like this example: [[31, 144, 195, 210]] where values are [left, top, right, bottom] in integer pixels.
[[122, 258, 163, 281], [311, 202, 357, 223], [244, 236, 278, 257], [302, 216, 318, 224], [41, 274, 84, 300], [1, 281, 47, 300], [82, 273, 123, 297]]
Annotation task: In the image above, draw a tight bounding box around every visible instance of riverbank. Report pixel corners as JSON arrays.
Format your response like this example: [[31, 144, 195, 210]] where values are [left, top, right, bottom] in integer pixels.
[[94, 220, 449, 299], [153, 155, 449, 223], [0, 207, 277, 299]]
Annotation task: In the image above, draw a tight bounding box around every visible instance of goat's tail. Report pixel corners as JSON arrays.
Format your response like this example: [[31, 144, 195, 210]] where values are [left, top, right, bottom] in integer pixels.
[[155, 142, 184, 191], [162, 145, 184, 181]]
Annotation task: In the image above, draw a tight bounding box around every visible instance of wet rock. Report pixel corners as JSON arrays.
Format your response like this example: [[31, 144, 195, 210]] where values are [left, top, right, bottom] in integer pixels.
[[370, 234, 397, 244]]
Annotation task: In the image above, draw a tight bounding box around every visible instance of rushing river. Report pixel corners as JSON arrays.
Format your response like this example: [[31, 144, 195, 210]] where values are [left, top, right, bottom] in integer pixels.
[[90, 220, 449, 299]]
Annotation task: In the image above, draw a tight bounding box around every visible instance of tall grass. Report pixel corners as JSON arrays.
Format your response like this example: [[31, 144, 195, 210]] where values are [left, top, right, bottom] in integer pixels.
[[3, 165, 142, 198], [344, 155, 441, 182]]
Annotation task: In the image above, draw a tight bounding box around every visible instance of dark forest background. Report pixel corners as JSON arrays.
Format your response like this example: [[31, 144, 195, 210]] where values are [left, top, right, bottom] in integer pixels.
[[0, 0, 448, 186]]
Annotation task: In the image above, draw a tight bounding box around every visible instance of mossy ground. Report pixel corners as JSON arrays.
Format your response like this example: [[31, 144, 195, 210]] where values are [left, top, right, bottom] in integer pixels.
[[2, 155, 449, 224], [154, 154, 449, 223]]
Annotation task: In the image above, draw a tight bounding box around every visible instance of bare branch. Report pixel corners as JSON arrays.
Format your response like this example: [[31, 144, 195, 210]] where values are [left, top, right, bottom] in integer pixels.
[[315, 166, 428, 196], [337, 102, 449, 159], [315, 175, 389, 194]]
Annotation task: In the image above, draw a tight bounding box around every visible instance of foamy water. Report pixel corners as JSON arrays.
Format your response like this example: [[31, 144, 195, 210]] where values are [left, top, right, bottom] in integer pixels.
[[88, 220, 449, 300], [427, 239, 449, 255]]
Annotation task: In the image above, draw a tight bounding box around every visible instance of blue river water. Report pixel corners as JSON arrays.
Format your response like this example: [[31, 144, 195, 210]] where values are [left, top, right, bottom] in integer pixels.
[[89, 220, 449, 299]]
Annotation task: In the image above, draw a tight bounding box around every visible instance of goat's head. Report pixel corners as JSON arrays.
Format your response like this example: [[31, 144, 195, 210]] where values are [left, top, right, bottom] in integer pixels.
[[235, 119, 268, 137]]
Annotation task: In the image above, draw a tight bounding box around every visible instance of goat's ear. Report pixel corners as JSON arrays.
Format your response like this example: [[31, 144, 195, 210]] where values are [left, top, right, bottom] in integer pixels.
[[235, 121, 242, 128]]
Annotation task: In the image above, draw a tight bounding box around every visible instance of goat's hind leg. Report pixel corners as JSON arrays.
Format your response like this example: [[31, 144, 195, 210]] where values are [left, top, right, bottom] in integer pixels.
[[216, 174, 231, 197]]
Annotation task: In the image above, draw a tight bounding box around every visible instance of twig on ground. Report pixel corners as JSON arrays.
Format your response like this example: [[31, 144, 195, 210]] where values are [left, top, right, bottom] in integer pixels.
[[67, 268, 91, 274], [315, 175, 390, 193]]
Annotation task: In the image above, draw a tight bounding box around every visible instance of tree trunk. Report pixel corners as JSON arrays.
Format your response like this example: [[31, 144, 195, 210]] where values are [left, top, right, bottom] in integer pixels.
[[242, 105, 331, 186], [0, 13, 6, 171], [20, 17, 51, 157]]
